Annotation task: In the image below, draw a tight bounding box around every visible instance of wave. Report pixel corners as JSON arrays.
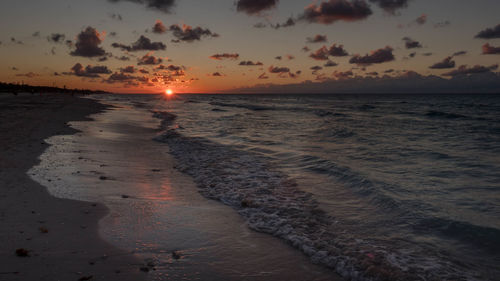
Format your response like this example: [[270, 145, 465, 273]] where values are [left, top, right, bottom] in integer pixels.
[[209, 102, 347, 118], [152, 111, 482, 281], [425, 110, 467, 119]]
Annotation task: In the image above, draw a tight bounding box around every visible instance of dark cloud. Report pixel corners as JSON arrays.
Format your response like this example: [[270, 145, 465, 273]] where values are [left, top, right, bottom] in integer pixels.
[[138, 52, 163, 65], [301, 0, 372, 25], [211, 72, 223, 77], [15, 72, 39, 78], [236, 0, 278, 15], [475, 24, 500, 39], [239, 61, 264, 66], [434, 21, 450, 28], [121, 66, 136, 73], [275, 56, 282, 60], [311, 66, 323, 71], [415, 14, 427, 25], [109, 31, 118, 37], [110, 13, 123, 21], [253, 22, 267, 28], [157, 64, 184, 71], [271, 17, 296, 29], [268, 65, 290, 73], [307, 34, 327, 43], [70, 27, 106, 58], [230, 71, 500, 94], [368, 0, 410, 13], [324, 60, 338, 67], [116, 55, 130, 61], [169, 24, 219, 42], [384, 69, 394, 73], [107, 0, 176, 13], [422, 52, 433, 56], [429, 56, 455, 69], [482, 43, 500, 55], [443, 64, 498, 77], [106, 72, 137, 83], [402, 37, 422, 49], [112, 35, 166, 52], [310, 44, 349, 60], [408, 52, 416, 58], [302, 46, 311, 52], [10, 37, 23, 45], [209, 53, 239, 60], [69, 63, 111, 78], [452, 51, 467, 57], [332, 70, 354, 79], [366, 71, 378, 76], [153, 20, 167, 34], [47, 33, 66, 43], [32, 31, 40, 37], [258, 73, 269, 79], [349, 46, 395, 65], [286, 54, 295, 60]]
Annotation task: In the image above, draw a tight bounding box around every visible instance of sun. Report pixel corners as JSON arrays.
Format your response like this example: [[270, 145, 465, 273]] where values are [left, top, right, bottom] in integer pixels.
[[165, 89, 174, 96]]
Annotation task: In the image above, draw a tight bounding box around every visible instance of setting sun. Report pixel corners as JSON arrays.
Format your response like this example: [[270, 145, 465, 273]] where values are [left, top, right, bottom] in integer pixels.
[[165, 89, 173, 96]]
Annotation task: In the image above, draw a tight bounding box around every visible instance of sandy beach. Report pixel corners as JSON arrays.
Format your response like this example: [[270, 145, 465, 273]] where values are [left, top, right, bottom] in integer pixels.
[[0, 94, 146, 281]]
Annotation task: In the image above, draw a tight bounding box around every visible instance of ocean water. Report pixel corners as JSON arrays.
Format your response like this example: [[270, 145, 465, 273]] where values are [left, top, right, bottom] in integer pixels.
[[35, 93, 500, 281], [134, 93, 500, 281]]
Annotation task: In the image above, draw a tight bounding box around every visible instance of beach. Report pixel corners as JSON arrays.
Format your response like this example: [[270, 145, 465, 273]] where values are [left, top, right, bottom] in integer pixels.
[[0, 94, 146, 281]]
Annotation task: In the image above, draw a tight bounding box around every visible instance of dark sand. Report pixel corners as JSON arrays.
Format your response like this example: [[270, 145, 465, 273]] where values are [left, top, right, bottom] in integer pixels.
[[0, 94, 146, 281]]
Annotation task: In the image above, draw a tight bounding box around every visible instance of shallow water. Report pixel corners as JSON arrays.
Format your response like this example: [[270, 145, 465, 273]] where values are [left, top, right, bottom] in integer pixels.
[[94, 93, 500, 281], [29, 99, 338, 281]]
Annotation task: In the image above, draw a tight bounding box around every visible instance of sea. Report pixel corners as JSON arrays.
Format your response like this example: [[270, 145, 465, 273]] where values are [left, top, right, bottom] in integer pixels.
[[31, 93, 500, 281]]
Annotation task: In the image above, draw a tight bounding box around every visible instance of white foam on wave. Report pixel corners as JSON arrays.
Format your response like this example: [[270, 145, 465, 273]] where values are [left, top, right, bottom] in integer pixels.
[[152, 110, 483, 281]]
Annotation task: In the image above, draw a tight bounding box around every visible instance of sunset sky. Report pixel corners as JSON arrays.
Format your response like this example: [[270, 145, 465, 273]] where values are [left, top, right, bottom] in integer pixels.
[[0, 0, 499, 93]]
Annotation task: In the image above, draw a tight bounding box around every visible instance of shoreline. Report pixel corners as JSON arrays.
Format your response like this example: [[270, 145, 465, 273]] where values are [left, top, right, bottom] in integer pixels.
[[0, 94, 146, 281]]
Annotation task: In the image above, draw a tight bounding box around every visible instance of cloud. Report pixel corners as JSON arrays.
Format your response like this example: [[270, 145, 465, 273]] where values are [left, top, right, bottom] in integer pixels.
[[429, 56, 455, 69], [368, 0, 410, 13], [482, 43, 500, 55], [310, 44, 349, 60], [107, 0, 176, 13], [47, 33, 66, 43], [302, 46, 311, 52], [239, 60, 264, 66], [258, 73, 269, 79], [106, 72, 138, 83], [452, 51, 467, 57], [211, 72, 224, 77], [209, 53, 239, 60], [16, 72, 39, 78], [69, 63, 112, 77], [324, 60, 338, 67], [153, 20, 167, 34], [443, 64, 498, 76], [268, 65, 290, 73], [434, 20, 450, 28], [70, 27, 106, 57], [254, 22, 267, 28], [307, 34, 327, 43], [229, 71, 500, 94], [271, 17, 296, 29], [333, 70, 354, 79], [169, 24, 219, 42], [138, 52, 163, 65], [112, 35, 166, 52], [32, 31, 40, 37], [275, 56, 282, 60], [121, 66, 136, 73], [157, 64, 184, 71], [301, 0, 372, 24], [236, 0, 278, 15], [415, 14, 427, 25], [475, 24, 500, 39], [349, 46, 395, 65], [110, 13, 123, 21], [402, 37, 422, 49]]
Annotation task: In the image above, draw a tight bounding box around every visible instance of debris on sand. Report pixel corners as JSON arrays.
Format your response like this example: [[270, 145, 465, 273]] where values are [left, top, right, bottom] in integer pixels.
[[15, 248, 29, 257], [39, 227, 48, 233], [172, 251, 181, 260]]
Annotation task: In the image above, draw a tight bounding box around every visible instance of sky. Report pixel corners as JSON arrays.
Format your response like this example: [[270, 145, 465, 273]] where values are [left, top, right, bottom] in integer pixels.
[[0, 0, 499, 93]]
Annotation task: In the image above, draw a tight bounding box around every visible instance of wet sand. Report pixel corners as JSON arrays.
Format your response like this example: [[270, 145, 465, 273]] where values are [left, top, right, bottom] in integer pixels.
[[0, 94, 145, 281]]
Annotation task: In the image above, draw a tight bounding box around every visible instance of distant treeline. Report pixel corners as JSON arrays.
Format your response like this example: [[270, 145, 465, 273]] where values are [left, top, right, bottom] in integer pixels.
[[0, 82, 109, 95]]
